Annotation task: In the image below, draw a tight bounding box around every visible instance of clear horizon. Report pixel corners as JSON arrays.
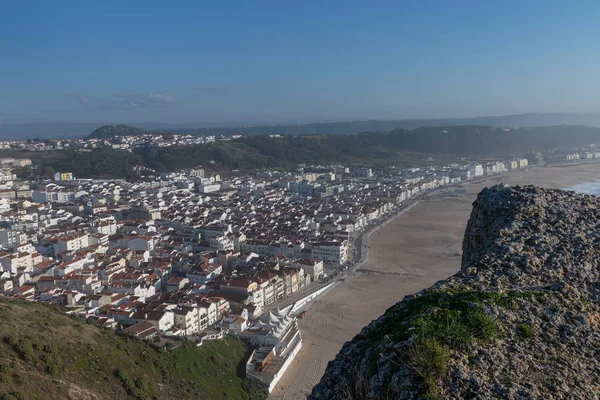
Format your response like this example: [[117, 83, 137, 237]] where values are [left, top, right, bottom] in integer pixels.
[[2, 1, 600, 124]]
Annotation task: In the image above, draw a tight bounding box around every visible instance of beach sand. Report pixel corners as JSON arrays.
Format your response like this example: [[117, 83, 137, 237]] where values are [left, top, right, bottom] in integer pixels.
[[269, 163, 600, 399]]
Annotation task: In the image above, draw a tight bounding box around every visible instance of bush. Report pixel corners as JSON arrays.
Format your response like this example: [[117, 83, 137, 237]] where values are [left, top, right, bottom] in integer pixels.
[[409, 338, 449, 395], [3, 335, 18, 348], [115, 369, 156, 400], [241, 380, 268, 400], [41, 354, 62, 375], [13, 338, 36, 362], [1, 392, 25, 400], [518, 323, 533, 339], [465, 308, 500, 341]]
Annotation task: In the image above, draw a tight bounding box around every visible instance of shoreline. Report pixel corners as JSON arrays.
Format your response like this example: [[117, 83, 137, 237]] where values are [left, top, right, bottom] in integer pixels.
[[269, 162, 600, 399]]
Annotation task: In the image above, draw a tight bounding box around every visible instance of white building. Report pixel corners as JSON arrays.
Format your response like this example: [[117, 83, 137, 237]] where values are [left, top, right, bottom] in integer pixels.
[[467, 164, 484, 177], [243, 306, 303, 393], [209, 235, 234, 251], [54, 233, 90, 255], [32, 184, 76, 203], [198, 183, 221, 193], [128, 235, 155, 252], [354, 168, 373, 178], [0, 230, 26, 249], [293, 258, 324, 280], [310, 240, 349, 266]]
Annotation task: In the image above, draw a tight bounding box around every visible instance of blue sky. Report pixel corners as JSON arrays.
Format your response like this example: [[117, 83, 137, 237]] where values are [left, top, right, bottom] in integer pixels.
[[1, 1, 600, 124]]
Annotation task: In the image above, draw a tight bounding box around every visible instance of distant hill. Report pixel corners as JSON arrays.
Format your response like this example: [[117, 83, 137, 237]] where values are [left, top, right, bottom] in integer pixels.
[[33, 124, 600, 179], [165, 112, 600, 137], [0, 297, 266, 399], [88, 124, 147, 139], [4, 112, 600, 140]]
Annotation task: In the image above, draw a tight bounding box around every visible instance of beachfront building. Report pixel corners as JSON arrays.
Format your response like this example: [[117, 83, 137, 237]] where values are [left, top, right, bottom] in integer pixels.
[[467, 164, 484, 178], [506, 160, 519, 170], [293, 258, 325, 281], [310, 240, 349, 267], [242, 306, 303, 392]]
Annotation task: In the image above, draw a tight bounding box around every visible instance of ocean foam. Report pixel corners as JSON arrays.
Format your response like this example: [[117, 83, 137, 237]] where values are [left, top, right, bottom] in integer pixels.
[[567, 179, 600, 196]]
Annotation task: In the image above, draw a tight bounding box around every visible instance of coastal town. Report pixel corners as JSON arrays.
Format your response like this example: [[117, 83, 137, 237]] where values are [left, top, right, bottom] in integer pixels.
[[0, 147, 598, 393], [0, 130, 261, 152]]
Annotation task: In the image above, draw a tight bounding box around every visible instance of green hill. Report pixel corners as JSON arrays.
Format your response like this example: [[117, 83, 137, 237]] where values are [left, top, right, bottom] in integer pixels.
[[0, 297, 266, 400], [15, 124, 600, 179], [88, 124, 146, 139]]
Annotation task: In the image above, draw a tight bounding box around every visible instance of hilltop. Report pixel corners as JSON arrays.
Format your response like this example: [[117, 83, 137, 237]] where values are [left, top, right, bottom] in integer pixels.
[[88, 124, 147, 139], [310, 185, 600, 399], [0, 297, 266, 400]]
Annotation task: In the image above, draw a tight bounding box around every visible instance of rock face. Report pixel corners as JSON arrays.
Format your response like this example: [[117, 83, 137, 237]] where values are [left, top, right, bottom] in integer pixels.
[[310, 185, 600, 399]]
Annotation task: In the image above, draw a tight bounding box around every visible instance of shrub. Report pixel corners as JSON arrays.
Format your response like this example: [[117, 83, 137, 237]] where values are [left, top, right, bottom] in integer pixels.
[[1, 392, 25, 400], [465, 308, 500, 340], [115, 369, 156, 400], [43, 343, 58, 355], [3, 335, 19, 348], [518, 324, 533, 339], [41, 354, 62, 375], [406, 298, 502, 396], [13, 338, 36, 362], [409, 338, 449, 395]]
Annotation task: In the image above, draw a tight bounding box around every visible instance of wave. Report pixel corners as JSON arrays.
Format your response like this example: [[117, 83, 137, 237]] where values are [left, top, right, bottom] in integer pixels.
[[567, 179, 600, 196]]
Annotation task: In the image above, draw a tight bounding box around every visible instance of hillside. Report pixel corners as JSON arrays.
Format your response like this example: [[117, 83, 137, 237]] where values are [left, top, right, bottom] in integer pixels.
[[15, 124, 600, 179], [0, 297, 266, 400], [88, 125, 146, 139], [6, 112, 600, 140], [163, 113, 600, 136], [310, 185, 600, 399]]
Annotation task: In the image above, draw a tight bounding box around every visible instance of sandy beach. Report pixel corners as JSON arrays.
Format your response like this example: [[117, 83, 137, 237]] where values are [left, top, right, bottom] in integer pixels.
[[269, 163, 600, 399]]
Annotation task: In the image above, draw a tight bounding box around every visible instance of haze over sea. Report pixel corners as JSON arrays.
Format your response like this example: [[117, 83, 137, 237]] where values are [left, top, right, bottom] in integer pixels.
[[569, 179, 600, 196]]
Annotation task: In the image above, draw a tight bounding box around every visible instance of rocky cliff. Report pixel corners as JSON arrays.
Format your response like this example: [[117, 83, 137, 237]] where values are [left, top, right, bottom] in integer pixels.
[[310, 185, 600, 399]]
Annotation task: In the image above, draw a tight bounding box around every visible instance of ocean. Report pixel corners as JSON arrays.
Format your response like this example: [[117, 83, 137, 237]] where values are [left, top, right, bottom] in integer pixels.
[[568, 179, 600, 196]]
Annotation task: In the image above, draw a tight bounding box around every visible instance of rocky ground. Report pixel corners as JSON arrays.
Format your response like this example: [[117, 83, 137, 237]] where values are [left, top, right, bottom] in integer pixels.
[[309, 185, 600, 399]]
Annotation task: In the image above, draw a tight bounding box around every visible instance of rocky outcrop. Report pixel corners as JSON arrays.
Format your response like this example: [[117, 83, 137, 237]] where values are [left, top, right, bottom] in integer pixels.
[[310, 185, 600, 399]]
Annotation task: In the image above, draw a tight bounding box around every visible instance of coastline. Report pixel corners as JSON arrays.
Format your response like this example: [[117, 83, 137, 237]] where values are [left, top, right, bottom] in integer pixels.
[[269, 162, 600, 399]]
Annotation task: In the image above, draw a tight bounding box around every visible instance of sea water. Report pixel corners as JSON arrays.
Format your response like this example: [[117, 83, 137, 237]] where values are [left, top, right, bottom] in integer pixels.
[[568, 179, 600, 196]]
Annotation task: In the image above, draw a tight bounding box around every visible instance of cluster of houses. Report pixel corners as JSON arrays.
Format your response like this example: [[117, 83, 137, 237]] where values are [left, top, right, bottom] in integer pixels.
[[0, 153, 572, 391], [1, 133, 231, 152]]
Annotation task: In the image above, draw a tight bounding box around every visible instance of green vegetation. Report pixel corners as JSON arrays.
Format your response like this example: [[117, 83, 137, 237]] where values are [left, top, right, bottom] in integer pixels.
[[409, 306, 500, 396], [362, 289, 547, 397], [88, 124, 146, 139], [0, 297, 266, 400], [50, 148, 143, 180], [409, 338, 450, 396], [5, 124, 600, 179], [518, 323, 534, 339], [5, 125, 600, 179]]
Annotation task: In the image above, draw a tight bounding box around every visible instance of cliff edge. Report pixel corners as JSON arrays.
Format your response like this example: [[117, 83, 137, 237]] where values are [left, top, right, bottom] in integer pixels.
[[310, 184, 600, 399]]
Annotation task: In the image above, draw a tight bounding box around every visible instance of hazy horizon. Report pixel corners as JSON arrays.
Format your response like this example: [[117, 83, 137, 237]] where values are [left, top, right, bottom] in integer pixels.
[[4, 111, 600, 128], [2, 2, 600, 125]]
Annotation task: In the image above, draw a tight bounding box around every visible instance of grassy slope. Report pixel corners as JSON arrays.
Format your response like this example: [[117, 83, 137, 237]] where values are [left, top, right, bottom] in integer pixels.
[[0, 298, 266, 400]]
